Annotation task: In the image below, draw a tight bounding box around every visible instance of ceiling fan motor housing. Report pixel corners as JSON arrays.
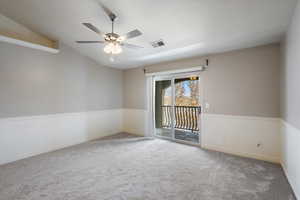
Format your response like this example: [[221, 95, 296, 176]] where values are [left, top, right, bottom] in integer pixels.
[[104, 33, 121, 42]]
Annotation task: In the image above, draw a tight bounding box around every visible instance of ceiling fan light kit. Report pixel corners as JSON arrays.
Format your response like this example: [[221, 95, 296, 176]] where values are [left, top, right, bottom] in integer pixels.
[[76, 2, 143, 57], [104, 42, 122, 54]]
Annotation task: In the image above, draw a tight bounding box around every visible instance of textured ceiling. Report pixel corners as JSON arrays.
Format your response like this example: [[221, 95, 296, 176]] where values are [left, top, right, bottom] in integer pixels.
[[0, 0, 297, 68]]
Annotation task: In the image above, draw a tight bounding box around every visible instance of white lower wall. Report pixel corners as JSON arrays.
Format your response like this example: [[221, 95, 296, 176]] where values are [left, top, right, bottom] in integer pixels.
[[122, 109, 281, 163], [2, 108, 298, 196], [0, 109, 123, 165], [122, 109, 147, 136], [202, 114, 281, 163], [281, 120, 300, 199], [3, 109, 298, 197]]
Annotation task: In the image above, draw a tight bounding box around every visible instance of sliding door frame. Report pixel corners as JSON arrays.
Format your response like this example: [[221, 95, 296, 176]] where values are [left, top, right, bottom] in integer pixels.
[[153, 76, 175, 140], [153, 72, 203, 146]]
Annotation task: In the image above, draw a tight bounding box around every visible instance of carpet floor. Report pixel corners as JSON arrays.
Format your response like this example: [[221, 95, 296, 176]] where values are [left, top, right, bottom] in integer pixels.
[[0, 133, 295, 200]]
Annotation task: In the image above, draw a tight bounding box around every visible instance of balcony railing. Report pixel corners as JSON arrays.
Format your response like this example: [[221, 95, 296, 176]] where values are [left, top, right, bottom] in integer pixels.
[[161, 106, 201, 132]]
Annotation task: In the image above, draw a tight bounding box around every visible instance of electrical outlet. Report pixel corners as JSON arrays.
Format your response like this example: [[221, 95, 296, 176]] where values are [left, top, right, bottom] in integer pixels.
[[257, 143, 262, 148]]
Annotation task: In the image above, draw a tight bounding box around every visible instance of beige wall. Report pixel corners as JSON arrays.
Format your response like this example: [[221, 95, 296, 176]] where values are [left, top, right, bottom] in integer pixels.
[[202, 44, 280, 117], [0, 41, 280, 118], [123, 67, 146, 110], [124, 44, 280, 118], [0, 42, 123, 118]]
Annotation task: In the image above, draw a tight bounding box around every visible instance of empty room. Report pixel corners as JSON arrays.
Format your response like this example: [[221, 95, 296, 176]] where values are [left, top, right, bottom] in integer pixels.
[[0, 0, 299, 199]]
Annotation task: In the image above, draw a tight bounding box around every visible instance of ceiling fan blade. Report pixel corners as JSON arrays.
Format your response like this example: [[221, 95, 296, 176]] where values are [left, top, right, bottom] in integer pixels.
[[76, 41, 105, 44], [99, 2, 117, 21], [121, 43, 143, 49], [82, 23, 104, 36], [123, 29, 142, 40]]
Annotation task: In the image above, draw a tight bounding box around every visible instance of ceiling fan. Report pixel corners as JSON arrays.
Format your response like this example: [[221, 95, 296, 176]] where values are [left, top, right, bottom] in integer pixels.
[[76, 2, 143, 56]]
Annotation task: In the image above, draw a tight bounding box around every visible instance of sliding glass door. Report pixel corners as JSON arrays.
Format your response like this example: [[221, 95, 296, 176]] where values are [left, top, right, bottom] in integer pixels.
[[154, 74, 201, 144], [174, 77, 200, 143], [154, 79, 173, 139]]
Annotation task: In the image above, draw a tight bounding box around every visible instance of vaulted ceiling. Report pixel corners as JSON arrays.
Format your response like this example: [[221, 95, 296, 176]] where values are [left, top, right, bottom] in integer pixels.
[[0, 0, 297, 68]]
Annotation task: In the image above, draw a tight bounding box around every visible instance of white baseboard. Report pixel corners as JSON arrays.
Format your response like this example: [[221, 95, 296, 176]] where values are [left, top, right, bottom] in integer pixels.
[[202, 144, 280, 163], [122, 109, 147, 136], [280, 120, 300, 199], [201, 114, 281, 163], [282, 164, 300, 200], [0, 109, 123, 165]]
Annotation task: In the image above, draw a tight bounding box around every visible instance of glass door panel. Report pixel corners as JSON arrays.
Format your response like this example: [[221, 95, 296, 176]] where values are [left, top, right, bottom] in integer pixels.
[[154, 79, 173, 139], [174, 77, 200, 143]]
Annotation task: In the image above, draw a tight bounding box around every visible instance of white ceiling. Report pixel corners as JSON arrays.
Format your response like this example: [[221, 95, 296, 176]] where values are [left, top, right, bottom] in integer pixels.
[[0, 0, 297, 69]]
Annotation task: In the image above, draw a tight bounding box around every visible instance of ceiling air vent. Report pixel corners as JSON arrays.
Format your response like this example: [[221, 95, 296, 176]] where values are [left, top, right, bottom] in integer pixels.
[[150, 39, 165, 48]]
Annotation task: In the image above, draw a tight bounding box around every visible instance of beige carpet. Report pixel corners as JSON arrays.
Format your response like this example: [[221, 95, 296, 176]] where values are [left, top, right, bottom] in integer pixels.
[[0, 133, 295, 200]]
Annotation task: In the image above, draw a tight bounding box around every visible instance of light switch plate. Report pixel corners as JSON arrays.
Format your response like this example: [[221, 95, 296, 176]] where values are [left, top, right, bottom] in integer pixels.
[[205, 102, 210, 109]]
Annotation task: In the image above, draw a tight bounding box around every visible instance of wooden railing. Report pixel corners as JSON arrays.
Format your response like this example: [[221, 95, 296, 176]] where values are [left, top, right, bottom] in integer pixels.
[[161, 106, 201, 132]]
